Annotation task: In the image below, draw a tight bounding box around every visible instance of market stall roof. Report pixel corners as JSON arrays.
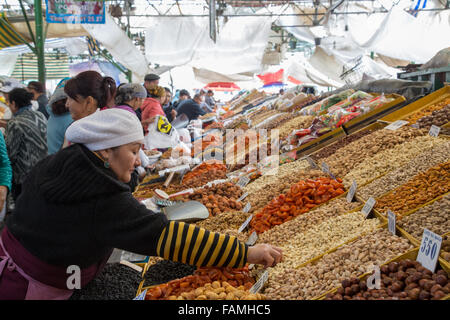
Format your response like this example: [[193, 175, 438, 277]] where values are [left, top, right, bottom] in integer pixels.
[[204, 82, 240, 91], [11, 51, 69, 80]]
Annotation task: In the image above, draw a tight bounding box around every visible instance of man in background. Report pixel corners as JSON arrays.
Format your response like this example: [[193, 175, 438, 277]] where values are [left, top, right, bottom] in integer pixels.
[[173, 89, 191, 111], [27, 81, 49, 119], [176, 93, 206, 121], [162, 87, 177, 122]]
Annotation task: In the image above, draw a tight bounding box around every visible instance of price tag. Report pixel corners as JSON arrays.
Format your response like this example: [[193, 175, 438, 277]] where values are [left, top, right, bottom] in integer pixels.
[[158, 164, 190, 177], [238, 214, 253, 233], [387, 210, 396, 236], [243, 202, 251, 213], [238, 192, 249, 202], [245, 231, 258, 246], [302, 155, 318, 169], [362, 197, 376, 218], [321, 161, 336, 180], [417, 229, 442, 272], [346, 180, 357, 203], [133, 289, 148, 300], [250, 270, 269, 294], [428, 125, 440, 137], [384, 120, 408, 131], [411, 123, 420, 129], [236, 176, 250, 188]]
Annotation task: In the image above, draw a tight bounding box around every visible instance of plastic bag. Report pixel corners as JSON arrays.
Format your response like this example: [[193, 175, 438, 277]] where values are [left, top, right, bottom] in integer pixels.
[[144, 115, 180, 150], [327, 91, 373, 113], [302, 89, 355, 115]]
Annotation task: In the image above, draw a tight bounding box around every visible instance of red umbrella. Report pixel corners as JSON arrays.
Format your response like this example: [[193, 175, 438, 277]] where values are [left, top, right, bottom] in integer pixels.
[[204, 82, 241, 92]]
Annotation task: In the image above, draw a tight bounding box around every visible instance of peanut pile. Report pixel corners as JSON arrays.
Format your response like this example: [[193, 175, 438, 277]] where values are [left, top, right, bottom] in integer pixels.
[[358, 141, 450, 201], [274, 115, 316, 139], [375, 161, 450, 217], [397, 193, 450, 239], [268, 211, 381, 278], [193, 211, 250, 242], [264, 228, 413, 300], [170, 281, 266, 300], [323, 127, 425, 178], [343, 135, 447, 188]]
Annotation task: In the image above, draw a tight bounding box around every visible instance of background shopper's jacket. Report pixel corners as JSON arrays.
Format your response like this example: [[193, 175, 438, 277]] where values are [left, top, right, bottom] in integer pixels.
[[46, 105, 73, 155], [0, 132, 12, 191], [5, 143, 248, 270], [141, 97, 165, 121], [4, 108, 47, 185]]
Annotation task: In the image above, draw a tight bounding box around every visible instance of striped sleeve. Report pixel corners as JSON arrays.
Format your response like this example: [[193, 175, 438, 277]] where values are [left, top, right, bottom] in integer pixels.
[[156, 221, 248, 268]]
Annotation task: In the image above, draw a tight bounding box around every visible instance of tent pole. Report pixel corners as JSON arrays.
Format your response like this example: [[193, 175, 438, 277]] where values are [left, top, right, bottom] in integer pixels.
[[34, 0, 45, 87]]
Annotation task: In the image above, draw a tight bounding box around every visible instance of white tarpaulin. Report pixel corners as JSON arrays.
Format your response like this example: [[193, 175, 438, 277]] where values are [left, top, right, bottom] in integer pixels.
[[83, 12, 149, 81], [0, 53, 18, 76], [145, 16, 271, 76]]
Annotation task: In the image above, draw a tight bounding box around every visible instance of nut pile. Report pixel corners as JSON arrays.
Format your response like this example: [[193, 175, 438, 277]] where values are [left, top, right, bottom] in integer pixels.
[[258, 113, 292, 130], [310, 126, 381, 161], [246, 169, 327, 214], [375, 161, 450, 217], [178, 182, 243, 216], [258, 197, 362, 246], [193, 211, 250, 242], [442, 234, 450, 263], [274, 115, 315, 139], [270, 211, 381, 277], [397, 193, 450, 239], [144, 266, 254, 300], [415, 104, 450, 129], [343, 135, 447, 188], [358, 141, 450, 200], [250, 177, 345, 234], [325, 259, 450, 300], [405, 97, 450, 124], [264, 229, 413, 300], [322, 126, 425, 178], [169, 281, 265, 300]]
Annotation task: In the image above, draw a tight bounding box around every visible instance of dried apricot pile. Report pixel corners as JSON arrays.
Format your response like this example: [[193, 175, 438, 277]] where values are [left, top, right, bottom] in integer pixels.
[[249, 177, 345, 234]]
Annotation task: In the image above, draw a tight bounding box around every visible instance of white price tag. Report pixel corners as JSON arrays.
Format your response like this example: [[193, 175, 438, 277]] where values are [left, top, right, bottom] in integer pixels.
[[158, 164, 190, 177], [245, 231, 258, 246], [321, 161, 336, 180], [133, 289, 148, 300], [238, 192, 248, 202], [302, 156, 318, 169], [362, 197, 376, 218], [243, 202, 251, 213], [250, 270, 269, 294], [237, 176, 251, 188], [384, 120, 408, 131], [346, 180, 357, 203], [238, 214, 253, 233], [417, 229, 442, 272], [387, 210, 396, 236], [411, 123, 420, 129], [428, 125, 440, 137]]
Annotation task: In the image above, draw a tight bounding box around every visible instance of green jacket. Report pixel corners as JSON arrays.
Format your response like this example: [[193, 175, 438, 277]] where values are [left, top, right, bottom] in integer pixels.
[[0, 131, 12, 191]]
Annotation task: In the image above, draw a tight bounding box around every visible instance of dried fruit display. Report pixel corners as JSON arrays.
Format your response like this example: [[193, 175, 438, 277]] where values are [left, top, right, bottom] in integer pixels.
[[182, 162, 227, 188], [442, 234, 450, 263], [375, 161, 450, 217], [264, 229, 413, 300], [170, 281, 266, 300], [325, 259, 449, 300], [250, 177, 345, 234], [144, 266, 254, 300], [404, 97, 450, 124], [414, 104, 450, 129], [178, 182, 244, 216]]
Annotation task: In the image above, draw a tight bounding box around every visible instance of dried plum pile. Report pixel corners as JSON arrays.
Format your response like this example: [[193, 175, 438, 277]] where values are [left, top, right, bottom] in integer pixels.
[[143, 260, 196, 288]]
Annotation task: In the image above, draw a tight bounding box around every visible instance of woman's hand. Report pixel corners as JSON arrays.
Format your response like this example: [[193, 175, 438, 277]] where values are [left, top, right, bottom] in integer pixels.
[[247, 244, 283, 268]]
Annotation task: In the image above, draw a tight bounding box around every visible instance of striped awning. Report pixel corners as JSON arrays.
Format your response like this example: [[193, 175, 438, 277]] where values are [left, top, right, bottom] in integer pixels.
[[0, 13, 27, 50], [11, 52, 70, 81]]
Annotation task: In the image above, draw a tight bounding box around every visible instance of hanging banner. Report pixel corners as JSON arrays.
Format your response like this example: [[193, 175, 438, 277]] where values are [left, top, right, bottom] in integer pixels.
[[45, 0, 106, 24]]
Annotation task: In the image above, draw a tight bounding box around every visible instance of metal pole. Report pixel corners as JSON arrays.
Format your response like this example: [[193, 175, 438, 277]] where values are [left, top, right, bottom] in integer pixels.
[[34, 0, 45, 86]]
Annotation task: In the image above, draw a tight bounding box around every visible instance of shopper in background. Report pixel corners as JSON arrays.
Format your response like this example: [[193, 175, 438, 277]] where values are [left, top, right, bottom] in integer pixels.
[[173, 89, 190, 111], [140, 85, 166, 133], [27, 81, 50, 119], [205, 90, 216, 110], [64, 70, 116, 121], [176, 93, 206, 121], [46, 78, 73, 155], [0, 132, 12, 223], [143, 74, 160, 97], [0, 108, 282, 299], [4, 88, 47, 201], [162, 87, 177, 122], [113, 83, 147, 114], [0, 80, 26, 128]]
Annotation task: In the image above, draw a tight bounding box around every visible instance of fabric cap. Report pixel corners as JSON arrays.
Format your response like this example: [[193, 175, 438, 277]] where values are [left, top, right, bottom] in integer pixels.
[[48, 77, 70, 106], [144, 73, 160, 82], [118, 83, 147, 99], [65, 108, 144, 151], [0, 80, 25, 93]]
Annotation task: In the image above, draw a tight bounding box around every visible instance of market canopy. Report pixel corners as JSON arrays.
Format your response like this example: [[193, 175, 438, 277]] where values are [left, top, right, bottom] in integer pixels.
[[11, 52, 69, 81], [204, 82, 240, 92], [0, 12, 27, 49]]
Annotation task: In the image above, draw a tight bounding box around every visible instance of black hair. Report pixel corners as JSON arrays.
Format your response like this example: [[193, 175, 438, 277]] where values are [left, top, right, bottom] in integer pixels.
[[27, 81, 45, 93], [8, 88, 34, 109], [51, 98, 69, 115]]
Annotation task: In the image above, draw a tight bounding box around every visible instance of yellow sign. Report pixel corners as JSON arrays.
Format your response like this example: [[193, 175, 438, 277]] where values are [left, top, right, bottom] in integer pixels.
[[157, 116, 172, 134]]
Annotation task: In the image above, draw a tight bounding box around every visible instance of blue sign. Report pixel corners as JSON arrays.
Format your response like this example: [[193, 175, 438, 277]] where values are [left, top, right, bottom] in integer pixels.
[[45, 0, 105, 24]]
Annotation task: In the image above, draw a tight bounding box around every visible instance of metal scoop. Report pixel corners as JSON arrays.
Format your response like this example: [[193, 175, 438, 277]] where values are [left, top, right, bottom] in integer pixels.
[[162, 200, 209, 223]]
